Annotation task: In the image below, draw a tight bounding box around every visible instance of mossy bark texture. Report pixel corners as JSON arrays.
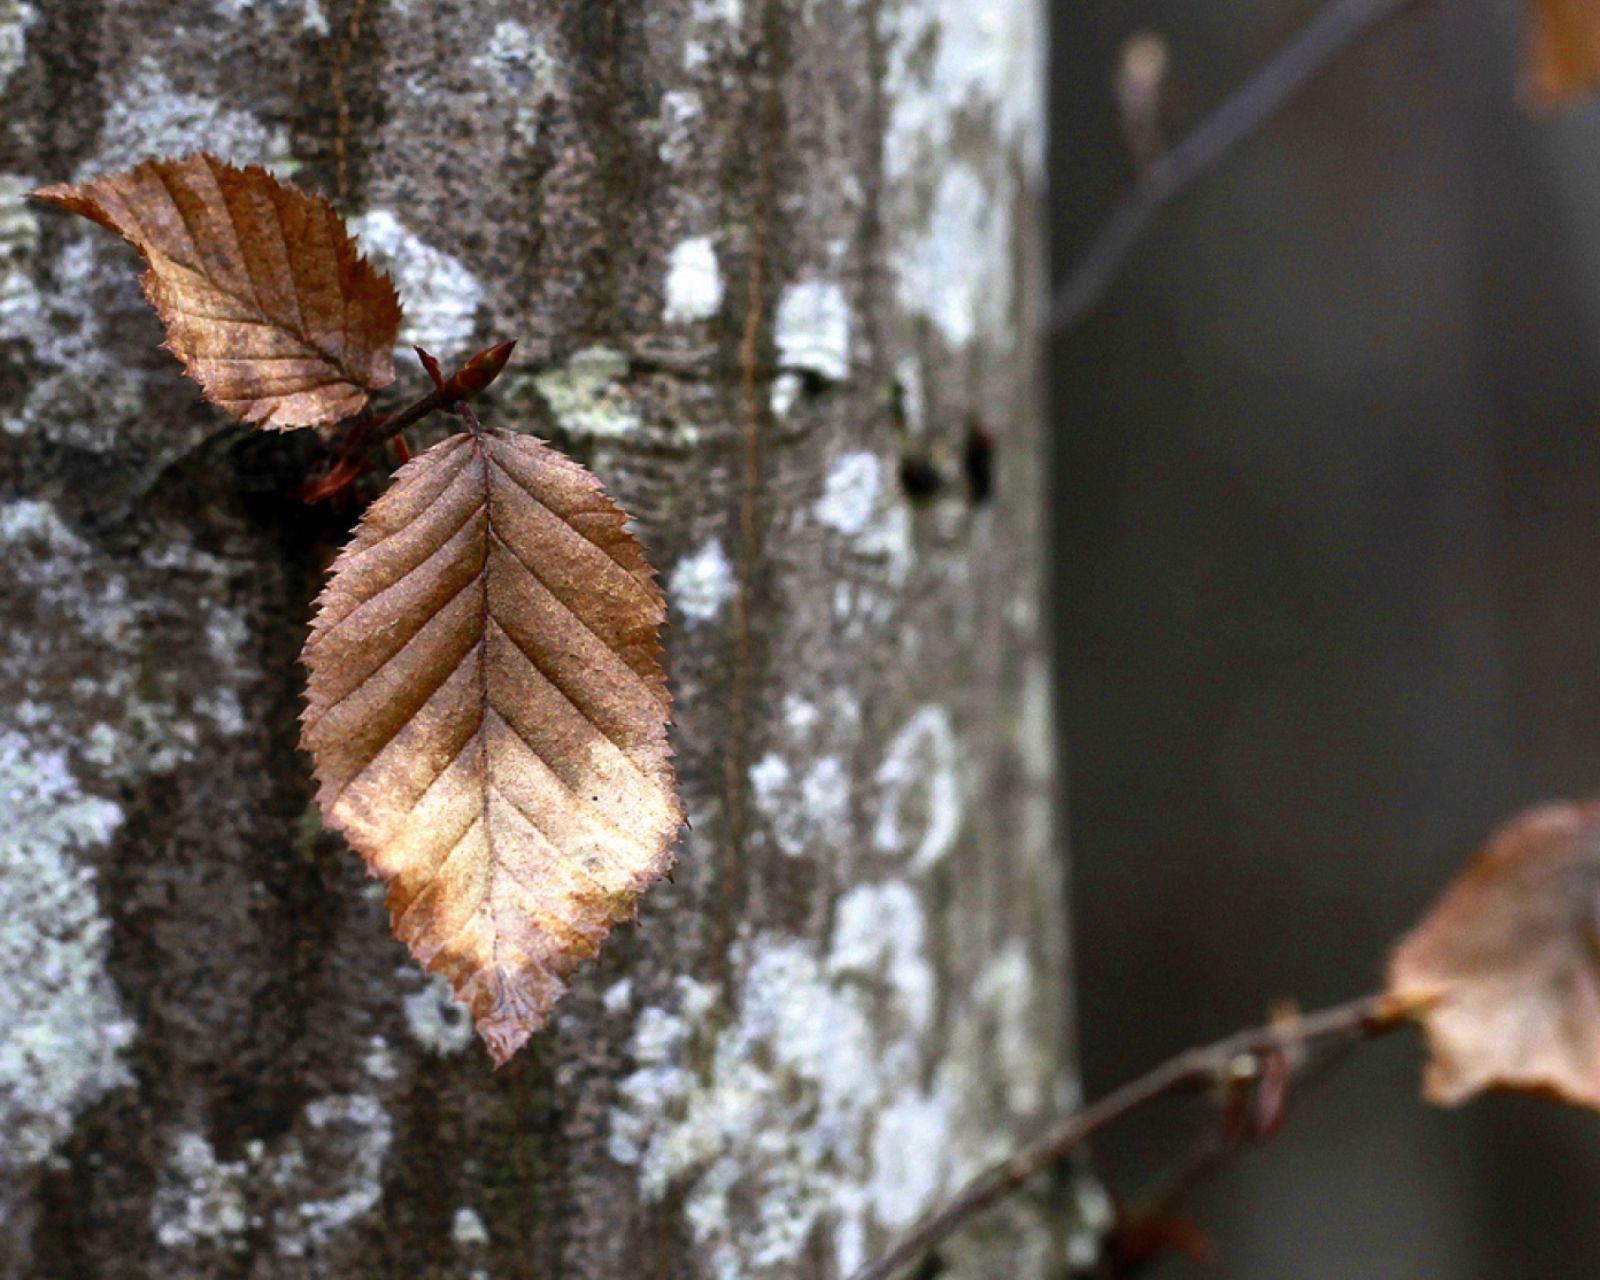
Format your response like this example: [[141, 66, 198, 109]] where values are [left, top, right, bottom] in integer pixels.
[[0, 1, 1066, 1276]]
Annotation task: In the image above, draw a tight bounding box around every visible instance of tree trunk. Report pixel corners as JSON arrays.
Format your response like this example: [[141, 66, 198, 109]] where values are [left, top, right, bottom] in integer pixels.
[[0, 1, 1066, 1276]]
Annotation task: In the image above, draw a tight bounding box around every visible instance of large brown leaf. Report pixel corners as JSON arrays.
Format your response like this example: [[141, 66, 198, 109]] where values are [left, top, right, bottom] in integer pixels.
[[1522, 0, 1600, 112], [32, 153, 401, 429], [300, 428, 681, 1064], [1387, 800, 1600, 1108]]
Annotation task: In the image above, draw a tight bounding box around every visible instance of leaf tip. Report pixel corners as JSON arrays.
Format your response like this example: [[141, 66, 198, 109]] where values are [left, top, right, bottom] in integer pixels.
[[27, 181, 72, 205]]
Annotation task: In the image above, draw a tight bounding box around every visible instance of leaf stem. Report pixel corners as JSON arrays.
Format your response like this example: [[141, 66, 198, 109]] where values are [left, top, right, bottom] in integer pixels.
[[849, 993, 1404, 1280], [360, 384, 451, 450]]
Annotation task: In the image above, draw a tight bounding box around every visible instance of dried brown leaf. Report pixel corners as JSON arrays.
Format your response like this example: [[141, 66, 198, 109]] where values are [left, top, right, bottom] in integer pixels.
[[1387, 800, 1600, 1108], [1522, 0, 1600, 112], [300, 428, 681, 1064], [32, 153, 401, 429]]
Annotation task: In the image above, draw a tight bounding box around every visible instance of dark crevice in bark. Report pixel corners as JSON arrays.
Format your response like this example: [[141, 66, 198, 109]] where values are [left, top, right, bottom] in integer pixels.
[[288, 0, 390, 210], [32, 1089, 158, 1280], [703, 0, 795, 996], [371, 1027, 568, 1278], [557, 0, 670, 340], [858, 0, 890, 383]]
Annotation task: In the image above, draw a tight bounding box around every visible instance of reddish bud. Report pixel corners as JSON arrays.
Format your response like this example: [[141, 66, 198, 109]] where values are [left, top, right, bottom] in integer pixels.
[[443, 340, 517, 402]]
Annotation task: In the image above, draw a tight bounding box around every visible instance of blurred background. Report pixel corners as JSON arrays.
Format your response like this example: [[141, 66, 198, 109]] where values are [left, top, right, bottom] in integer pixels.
[[1048, 0, 1600, 1274]]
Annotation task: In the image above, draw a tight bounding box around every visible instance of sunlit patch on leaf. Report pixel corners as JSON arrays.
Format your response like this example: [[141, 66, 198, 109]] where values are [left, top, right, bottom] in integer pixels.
[[32, 152, 402, 429], [1387, 800, 1600, 1109], [300, 427, 681, 1065]]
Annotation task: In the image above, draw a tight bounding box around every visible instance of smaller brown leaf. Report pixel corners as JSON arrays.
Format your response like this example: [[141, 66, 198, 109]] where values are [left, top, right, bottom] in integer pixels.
[[1387, 800, 1600, 1108], [32, 153, 402, 429], [1522, 0, 1600, 113]]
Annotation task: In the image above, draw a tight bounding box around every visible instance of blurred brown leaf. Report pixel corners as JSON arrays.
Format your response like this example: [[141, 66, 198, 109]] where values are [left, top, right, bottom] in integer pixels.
[[300, 428, 681, 1064], [1109, 1209, 1217, 1275], [1387, 800, 1600, 1108], [1522, 0, 1600, 112], [32, 153, 401, 429]]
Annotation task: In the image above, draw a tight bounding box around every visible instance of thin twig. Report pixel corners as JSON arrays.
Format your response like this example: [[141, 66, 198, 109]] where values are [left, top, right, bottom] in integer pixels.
[[360, 384, 451, 450], [1047, 0, 1420, 335], [850, 994, 1402, 1280]]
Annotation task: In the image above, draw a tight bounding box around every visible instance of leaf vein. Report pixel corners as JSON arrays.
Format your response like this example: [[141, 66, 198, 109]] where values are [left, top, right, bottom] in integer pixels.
[[483, 613, 660, 795]]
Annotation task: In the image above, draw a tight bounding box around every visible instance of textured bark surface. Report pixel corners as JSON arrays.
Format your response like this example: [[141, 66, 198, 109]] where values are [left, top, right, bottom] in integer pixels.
[[0, 1, 1066, 1276]]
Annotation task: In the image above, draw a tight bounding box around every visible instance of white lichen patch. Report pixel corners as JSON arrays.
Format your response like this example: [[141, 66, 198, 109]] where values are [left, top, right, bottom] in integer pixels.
[[669, 537, 735, 625], [801, 757, 850, 843], [1019, 657, 1053, 780], [349, 210, 484, 358], [895, 354, 926, 435], [815, 451, 880, 537], [0, 0, 36, 93], [0, 226, 163, 451], [884, 0, 1044, 184], [611, 923, 951, 1278], [748, 752, 851, 859], [82, 61, 292, 178], [1019, 656, 1055, 861], [468, 19, 561, 145], [402, 971, 475, 1054], [777, 688, 861, 758], [769, 371, 801, 420], [452, 1205, 491, 1247], [275, 1094, 393, 1255], [691, 0, 742, 27], [610, 886, 1054, 1278], [656, 89, 702, 164], [0, 172, 39, 335], [748, 753, 789, 819], [874, 705, 961, 869], [151, 1131, 252, 1248], [830, 881, 934, 1033], [1065, 1174, 1117, 1270], [664, 235, 723, 323], [214, 0, 328, 33], [868, 1087, 950, 1229], [533, 345, 641, 437], [1, 498, 258, 771], [151, 1093, 395, 1257], [681, 0, 744, 68], [776, 279, 850, 381], [602, 976, 634, 1014], [893, 162, 1006, 350], [362, 1035, 400, 1083], [882, 0, 1044, 348], [973, 940, 1046, 1116], [0, 732, 135, 1169], [814, 451, 914, 587], [782, 694, 818, 735]]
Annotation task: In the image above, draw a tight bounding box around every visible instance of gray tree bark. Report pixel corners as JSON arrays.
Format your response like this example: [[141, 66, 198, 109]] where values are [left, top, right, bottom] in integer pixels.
[[0, 1, 1068, 1276]]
